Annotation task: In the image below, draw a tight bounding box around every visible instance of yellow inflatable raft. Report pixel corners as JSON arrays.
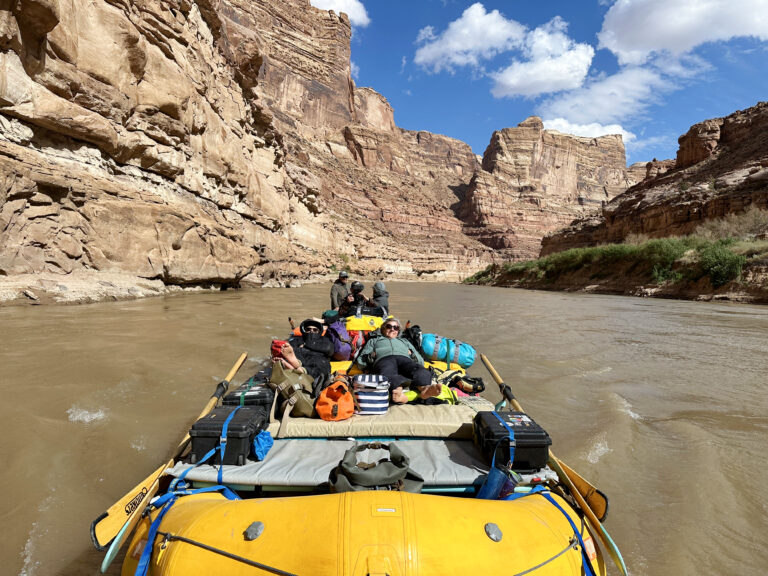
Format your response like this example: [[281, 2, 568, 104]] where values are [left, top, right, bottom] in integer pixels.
[[122, 490, 603, 576], [92, 346, 624, 576]]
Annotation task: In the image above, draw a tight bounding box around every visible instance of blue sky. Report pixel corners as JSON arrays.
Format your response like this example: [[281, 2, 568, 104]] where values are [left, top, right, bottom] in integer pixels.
[[310, 0, 768, 164]]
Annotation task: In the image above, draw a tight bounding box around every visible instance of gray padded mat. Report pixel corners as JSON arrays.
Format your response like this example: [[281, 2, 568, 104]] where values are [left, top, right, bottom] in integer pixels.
[[168, 439, 490, 487]]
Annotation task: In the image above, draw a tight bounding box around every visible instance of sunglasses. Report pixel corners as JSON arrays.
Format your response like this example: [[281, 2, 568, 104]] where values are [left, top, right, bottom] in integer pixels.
[[304, 326, 320, 333], [383, 323, 400, 332]]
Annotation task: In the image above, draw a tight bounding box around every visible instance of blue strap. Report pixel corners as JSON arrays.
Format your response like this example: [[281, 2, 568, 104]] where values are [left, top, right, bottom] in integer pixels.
[[541, 492, 597, 576], [491, 411, 516, 466], [169, 406, 241, 492], [217, 406, 240, 484], [134, 485, 239, 576]]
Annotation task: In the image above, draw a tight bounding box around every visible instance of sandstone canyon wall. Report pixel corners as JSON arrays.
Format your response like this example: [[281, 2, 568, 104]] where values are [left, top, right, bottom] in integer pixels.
[[0, 0, 636, 302], [542, 102, 768, 255], [460, 117, 637, 259]]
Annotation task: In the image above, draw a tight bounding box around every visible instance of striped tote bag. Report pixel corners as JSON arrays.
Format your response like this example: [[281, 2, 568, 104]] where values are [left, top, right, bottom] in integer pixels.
[[352, 374, 390, 415]]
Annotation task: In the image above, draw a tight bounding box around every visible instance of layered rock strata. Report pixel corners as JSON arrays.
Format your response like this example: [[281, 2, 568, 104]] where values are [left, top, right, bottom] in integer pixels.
[[460, 117, 639, 259], [542, 102, 768, 255], [0, 0, 637, 303]]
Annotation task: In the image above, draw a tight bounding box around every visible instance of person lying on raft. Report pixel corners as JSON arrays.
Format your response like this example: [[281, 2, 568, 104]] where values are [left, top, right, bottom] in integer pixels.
[[274, 319, 333, 381], [355, 317, 441, 404]]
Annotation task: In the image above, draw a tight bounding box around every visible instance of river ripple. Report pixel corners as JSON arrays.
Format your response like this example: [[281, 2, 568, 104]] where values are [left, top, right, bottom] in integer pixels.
[[1, 282, 767, 575]]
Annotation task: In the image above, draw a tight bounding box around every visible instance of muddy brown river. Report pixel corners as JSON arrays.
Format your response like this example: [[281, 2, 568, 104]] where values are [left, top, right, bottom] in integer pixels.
[[2, 282, 767, 575]]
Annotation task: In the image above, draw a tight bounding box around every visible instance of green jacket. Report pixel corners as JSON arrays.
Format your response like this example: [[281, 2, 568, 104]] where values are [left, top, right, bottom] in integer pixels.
[[356, 334, 425, 369]]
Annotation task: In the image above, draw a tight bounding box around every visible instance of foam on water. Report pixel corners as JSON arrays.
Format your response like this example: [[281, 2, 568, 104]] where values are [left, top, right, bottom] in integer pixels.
[[66, 406, 106, 424], [579, 366, 613, 378], [131, 437, 147, 452], [584, 432, 612, 464], [614, 393, 642, 421], [20, 522, 41, 576]]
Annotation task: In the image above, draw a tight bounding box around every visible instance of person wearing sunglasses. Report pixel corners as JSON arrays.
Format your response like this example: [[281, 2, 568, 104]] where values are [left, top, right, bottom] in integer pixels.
[[355, 318, 441, 404], [278, 319, 334, 381]]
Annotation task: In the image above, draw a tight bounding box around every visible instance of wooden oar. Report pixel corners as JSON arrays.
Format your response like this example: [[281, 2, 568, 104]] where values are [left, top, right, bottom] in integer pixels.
[[90, 352, 248, 555], [479, 354, 628, 576], [479, 354, 608, 515]]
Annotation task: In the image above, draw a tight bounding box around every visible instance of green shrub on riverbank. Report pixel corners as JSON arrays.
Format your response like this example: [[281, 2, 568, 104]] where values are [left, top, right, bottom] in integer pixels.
[[464, 208, 767, 293], [465, 236, 752, 288]]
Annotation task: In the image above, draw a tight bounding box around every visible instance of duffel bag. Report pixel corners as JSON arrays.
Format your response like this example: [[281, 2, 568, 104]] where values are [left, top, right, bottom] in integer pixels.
[[420, 333, 476, 368], [268, 360, 315, 418], [328, 442, 424, 493]]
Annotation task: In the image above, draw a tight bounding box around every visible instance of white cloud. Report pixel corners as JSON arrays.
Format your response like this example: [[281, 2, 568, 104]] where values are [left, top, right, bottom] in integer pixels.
[[538, 67, 673, 125], [599, 0, 768, 65], [350, 61, 360, 79], [543, 118, 636, 143], [400, 56, 407, 74], [416, 26, 437, 44], [491, 18, 594, 98], [492, 45, 594, 97], [414, 3, 526, 72], [624, 134, 676, 159], [310, 0, 370, 27]]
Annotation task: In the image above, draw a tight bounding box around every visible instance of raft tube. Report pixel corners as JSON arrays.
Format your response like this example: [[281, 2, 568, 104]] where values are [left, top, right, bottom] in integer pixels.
[[122, 490, 604, 575]]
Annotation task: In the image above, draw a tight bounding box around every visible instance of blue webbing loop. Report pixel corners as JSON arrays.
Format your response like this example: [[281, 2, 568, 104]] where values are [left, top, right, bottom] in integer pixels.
[[134, 485, 239, 576], [491, 411, 516, 466], [498, 487, 596, 576], [540, 491, 597, 576]]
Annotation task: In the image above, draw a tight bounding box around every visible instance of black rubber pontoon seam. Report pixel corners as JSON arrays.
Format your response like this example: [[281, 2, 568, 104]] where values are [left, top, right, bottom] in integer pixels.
[[156, 531, 297, 576]]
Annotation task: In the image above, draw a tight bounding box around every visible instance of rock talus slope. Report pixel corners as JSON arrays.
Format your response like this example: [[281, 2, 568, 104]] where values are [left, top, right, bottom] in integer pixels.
[[0, 0, 636, 302]]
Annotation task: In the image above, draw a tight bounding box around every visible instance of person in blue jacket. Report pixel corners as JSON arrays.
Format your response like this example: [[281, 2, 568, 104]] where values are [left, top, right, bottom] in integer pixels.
[[356, 317, 440, 403]]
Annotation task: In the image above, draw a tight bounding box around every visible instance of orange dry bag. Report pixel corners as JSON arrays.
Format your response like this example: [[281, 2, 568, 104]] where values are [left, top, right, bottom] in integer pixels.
[[315, 377, 355, 421]]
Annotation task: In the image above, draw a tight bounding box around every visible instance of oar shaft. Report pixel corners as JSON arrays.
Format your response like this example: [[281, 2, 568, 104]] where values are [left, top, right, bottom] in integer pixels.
[[480, 355, 520, 410], [174, 352, 248, 455]]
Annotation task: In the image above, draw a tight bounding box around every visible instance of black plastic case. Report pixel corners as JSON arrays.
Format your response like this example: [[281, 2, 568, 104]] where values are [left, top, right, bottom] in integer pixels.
[[222, 383, 275, 407], [473, 411, 553, 472], [189, 405, 268, 466]]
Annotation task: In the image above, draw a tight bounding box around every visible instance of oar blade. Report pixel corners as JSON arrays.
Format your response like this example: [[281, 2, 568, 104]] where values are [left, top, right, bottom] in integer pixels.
[[100, 478, 160, 572], [559, 459, 609, 522], [90, 462, 167, 550], [549, 455, 628, 576]]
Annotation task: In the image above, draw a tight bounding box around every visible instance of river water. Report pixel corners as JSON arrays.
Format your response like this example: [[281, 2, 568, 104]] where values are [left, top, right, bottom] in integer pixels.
[[1, 282, 767, 575]]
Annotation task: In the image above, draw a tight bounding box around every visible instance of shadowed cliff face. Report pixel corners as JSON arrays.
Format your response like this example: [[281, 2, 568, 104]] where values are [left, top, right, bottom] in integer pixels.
[[542, 102, 768, 256], [0, 0, 635, 297]]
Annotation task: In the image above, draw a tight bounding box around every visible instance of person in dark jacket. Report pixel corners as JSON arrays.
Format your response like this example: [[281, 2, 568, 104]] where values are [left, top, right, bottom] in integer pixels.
[[278, 319, 333, 388], [337, 281, 372, 317], [356, 317, 440, 404], [330, 271, 349, 310], [371, 281, 389, 312]]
